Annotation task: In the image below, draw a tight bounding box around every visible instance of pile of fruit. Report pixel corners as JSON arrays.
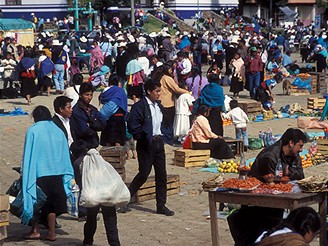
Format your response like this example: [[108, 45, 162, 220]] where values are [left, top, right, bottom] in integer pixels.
[[222, 118, 233, 126], [217, 160, 239, 173], [311, 153, 327, 165], [222, 177, 261, 189], [301, 154, 313, 168]]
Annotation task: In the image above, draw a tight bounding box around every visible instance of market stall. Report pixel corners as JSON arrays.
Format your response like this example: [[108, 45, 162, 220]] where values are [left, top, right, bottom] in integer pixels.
[[204, 175, 328, 246], [0, 18, 34, 47]]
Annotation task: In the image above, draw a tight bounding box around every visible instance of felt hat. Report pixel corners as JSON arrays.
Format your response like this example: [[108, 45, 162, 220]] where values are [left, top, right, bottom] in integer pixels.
[[117, 36, 125, 41], [52, 39, 63, 46], [250, 46, 257, 52], [80, 36, 87, 43], [118, 42, 127, 48], [149, 32, 157, 38]]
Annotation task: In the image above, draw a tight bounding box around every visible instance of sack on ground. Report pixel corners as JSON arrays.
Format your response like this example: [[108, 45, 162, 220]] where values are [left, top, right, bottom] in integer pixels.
[[80, 149, 130, 207]]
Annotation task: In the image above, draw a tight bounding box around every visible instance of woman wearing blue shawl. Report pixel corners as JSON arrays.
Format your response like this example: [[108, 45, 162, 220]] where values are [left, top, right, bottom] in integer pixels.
[[21, 106, 74, 241], [38, 50, 55, 96], [193, 73, 225, 136], [17, 51, 38, 105], [99, 75, 128, 147]]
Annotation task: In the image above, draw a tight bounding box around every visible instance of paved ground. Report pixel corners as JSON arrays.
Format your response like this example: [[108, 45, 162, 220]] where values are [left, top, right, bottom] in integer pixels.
[[0, 53, 327, 245]]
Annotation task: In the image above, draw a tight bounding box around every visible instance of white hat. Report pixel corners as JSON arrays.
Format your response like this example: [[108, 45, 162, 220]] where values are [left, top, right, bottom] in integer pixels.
[[118, 42, 127, 48], [38, 44, 44, 51], [52, 39, 63, 46], [139, 36, 147, 44], [127, 34, 135, 43], [117, 36, 125, 41], [230, 37, 239, 44], [183, 31, 188, 36], [31, 13, 35, 16], [80, 36, 87, 43], [115, 31, 123, 37], [149, 32, 157, 38], [41, 32, 46, 38], [234, 30, 240, 35], [175, 31, 180, 36]]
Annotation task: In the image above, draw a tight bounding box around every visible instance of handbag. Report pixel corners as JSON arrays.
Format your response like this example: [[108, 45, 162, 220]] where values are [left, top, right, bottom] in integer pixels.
[[8, 178, 47, 219]]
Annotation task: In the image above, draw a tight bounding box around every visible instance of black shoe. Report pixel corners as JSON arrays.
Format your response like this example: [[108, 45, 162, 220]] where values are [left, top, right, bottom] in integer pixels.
[[156, 206, 175, 216], [117, 204, 131, 213]]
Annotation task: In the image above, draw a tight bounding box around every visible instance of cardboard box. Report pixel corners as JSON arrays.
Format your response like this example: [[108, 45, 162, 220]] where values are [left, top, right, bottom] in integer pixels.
[[0, 195, 9, 211]]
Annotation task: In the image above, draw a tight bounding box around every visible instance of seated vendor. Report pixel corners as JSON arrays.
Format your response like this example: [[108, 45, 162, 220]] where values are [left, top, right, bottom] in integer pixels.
[[255, 73, 283, 105], [228, 128, 307, 246], [282, 50, 300, 75], [189, 105, 234, 160]]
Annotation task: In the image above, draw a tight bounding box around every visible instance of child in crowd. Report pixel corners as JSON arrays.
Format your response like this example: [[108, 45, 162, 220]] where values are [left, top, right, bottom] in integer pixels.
[[206, 62, 221, 78], [222, 99, 249, 151], [173, 81, 195, 143], [263, 96, 274, 111], [1, 52, 17, 88], [69, 59, 81, 86]]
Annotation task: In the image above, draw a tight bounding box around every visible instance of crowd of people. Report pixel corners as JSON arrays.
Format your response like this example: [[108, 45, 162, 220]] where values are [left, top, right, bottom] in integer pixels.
[[0, 9, 327, 246]]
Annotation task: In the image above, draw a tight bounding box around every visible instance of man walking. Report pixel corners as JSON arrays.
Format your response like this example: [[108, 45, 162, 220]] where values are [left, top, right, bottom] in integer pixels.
[[126, 79, 174, 216]]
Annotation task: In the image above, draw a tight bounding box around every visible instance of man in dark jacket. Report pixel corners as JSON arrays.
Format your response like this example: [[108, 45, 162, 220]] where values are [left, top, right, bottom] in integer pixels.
[[70, 83, 106, 160], [228, 128, 307, 246], [114, 42, 130, 86], [249, 128, 306, 182], [126, 79, 174, 216]]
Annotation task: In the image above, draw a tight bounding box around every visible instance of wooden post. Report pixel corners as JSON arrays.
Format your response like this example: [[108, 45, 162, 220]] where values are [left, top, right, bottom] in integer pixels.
[[319, 193, 327, 246]]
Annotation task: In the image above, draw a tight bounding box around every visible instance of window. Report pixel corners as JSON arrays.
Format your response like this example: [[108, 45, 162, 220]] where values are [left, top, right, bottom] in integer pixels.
[[5, 0, 22, 5]]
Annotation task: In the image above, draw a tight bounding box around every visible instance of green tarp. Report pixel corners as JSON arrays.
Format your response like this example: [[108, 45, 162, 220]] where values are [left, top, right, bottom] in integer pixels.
[[0, 18, 33, 31]]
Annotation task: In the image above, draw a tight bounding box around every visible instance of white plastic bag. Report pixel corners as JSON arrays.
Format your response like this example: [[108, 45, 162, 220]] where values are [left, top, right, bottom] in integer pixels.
[[80, 149, 130, 207]]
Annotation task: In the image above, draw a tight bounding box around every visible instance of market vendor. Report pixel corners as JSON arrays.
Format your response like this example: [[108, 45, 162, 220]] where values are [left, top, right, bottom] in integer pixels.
[[228, 128, 307, 246], [249, 128, 306, 182]]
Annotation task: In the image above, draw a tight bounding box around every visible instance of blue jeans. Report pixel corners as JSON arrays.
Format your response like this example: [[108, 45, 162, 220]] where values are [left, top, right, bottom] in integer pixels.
[[247, 72, 260, 99], [53, 64, 65, 91], [236, 127, 248, 147]]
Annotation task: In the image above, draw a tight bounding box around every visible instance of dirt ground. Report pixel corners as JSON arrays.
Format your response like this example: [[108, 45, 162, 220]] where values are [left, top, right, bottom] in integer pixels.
[[0, 55, 327, 245]]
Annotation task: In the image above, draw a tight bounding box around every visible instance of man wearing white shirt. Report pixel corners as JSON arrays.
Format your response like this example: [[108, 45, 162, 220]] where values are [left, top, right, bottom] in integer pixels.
[[126, 79, 174, 216], [53, 96, 74, 147]]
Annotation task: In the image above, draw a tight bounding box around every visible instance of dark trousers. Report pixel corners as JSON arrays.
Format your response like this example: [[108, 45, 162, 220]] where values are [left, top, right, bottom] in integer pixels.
[[129, 137, 167, 208], [83, 205, 120, 246], [161, 106, 175, 145]]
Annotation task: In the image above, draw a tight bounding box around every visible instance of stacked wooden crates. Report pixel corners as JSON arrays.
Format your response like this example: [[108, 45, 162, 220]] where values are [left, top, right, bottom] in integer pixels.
[[225, 139, 244, 156], [309, 72, 327, 94], [99, 146, 126, 181], [130, 174, 180, 203], [237, 100, 262, 116], [317, 139, 328, 156], [307, 97, 326, 110]]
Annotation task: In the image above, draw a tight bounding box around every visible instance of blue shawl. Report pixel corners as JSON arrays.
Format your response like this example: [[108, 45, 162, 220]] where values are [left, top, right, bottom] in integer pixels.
[[99, 86, 128, 112], [38, 57, 55, 79], [193, 82, 225, 113], [17, 57, 35, 72], [179, 36, 191, 50], [21, 121, 74, 225]]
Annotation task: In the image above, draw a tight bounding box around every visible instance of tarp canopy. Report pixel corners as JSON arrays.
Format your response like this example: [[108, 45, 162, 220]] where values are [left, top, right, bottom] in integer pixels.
[[0, 18, 33, 31], [279, 7, 298, 21]]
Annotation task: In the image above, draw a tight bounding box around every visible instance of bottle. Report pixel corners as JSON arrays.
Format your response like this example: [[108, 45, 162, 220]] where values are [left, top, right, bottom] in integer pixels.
[[275, 158, 283, 180]]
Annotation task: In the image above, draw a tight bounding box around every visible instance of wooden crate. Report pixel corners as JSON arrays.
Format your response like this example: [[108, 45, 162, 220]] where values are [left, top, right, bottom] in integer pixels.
[[0, 226, 7, 241], [291, 85, 310, 95], [307, 97, 326, 110], [130, 174, 180, 203], [225, 138, 244, 156], [99, 146, 127, 181], [309, 72, 327, 94], [237, 100, 262, 116], [174, 149, 210, 167], [317, 139, 328, 155]]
